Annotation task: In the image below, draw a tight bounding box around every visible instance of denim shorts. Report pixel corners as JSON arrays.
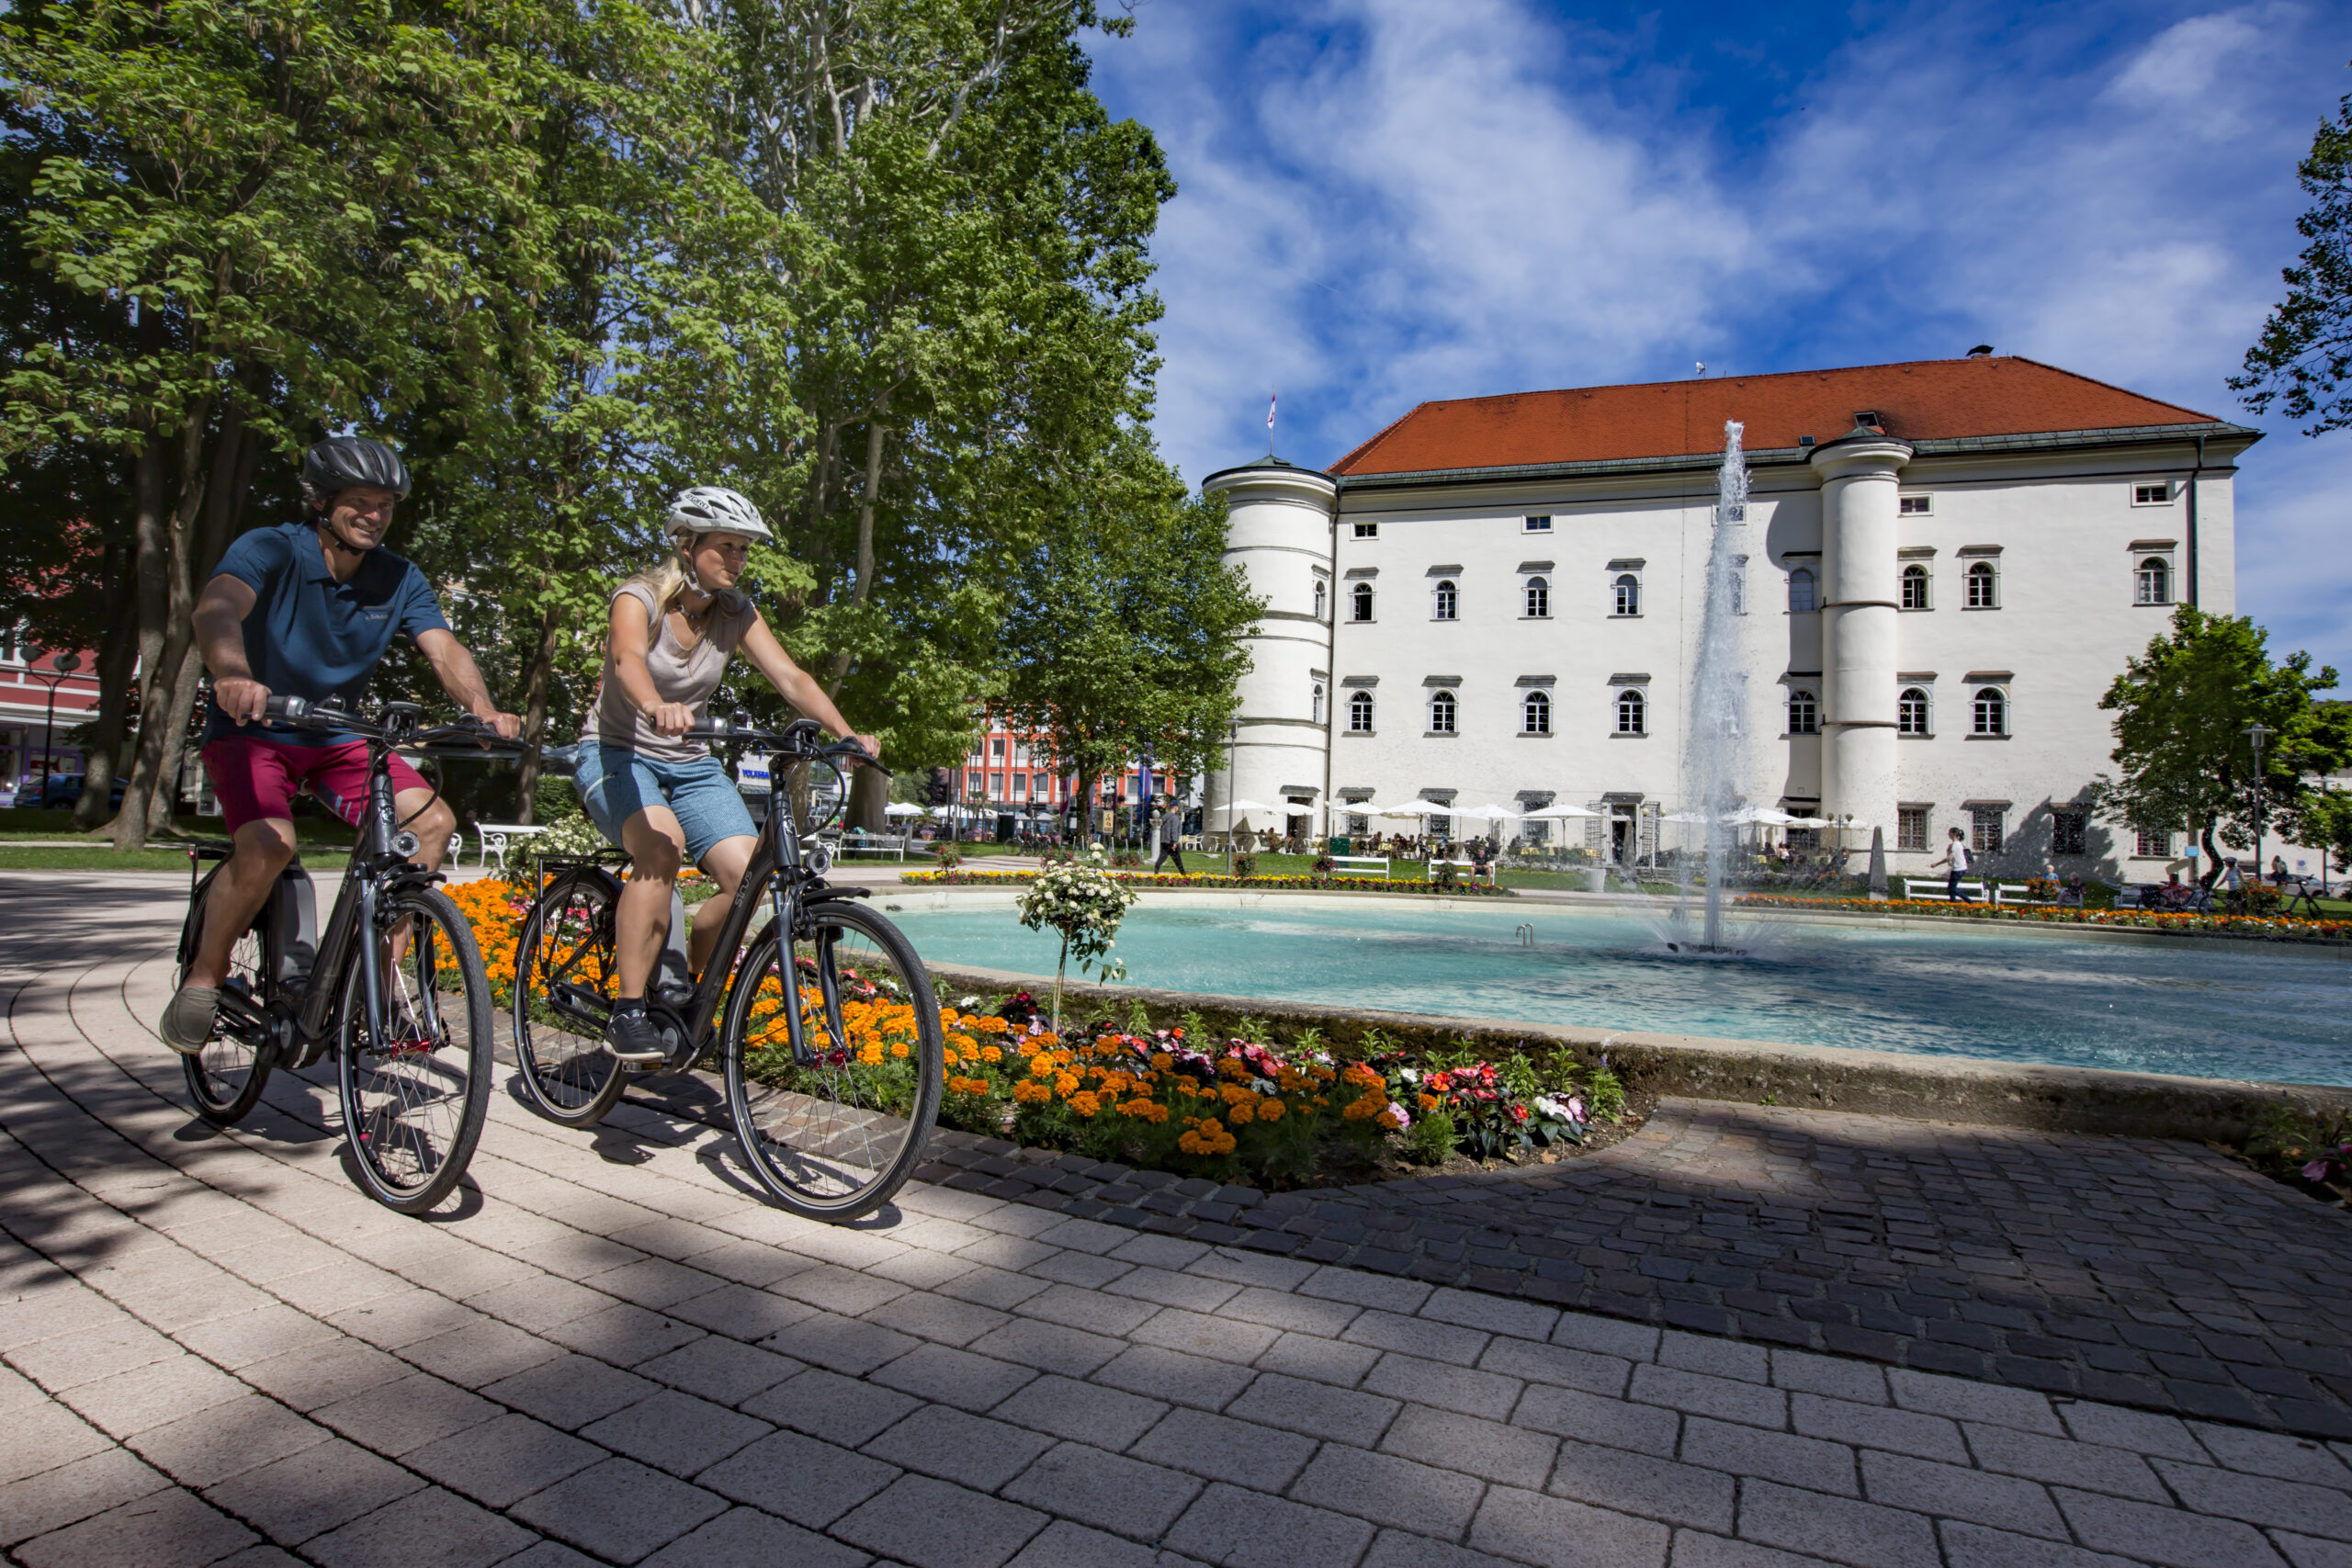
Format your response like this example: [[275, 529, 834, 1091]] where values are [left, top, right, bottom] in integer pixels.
[[573, 744, 757, 865]]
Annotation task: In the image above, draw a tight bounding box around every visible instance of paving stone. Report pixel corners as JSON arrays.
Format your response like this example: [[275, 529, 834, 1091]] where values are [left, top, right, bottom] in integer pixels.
[[1002, 1440, 1204, 1539], [1661, 1331, 1770, 1385], [2153, 1456, 2352, 1538], [2052, 1485, 2290, 1568], [1937, 1520, 2148, 1568], [830, 1472, 1049, 1568], [482, 1353, 657, 1430], [1226, 1371, 1400, 1445], [1091, 1347, 1257, 1412], [1381, 1404, 1558, 1489], [405, 1414, 604, 1508], [1129, 1406, 1319, 1491], [741, 1366, 923, 1447], [510, 1456, 728, 1564], [1186, 1249, 1318, 1292], [1359, 1529, 1525, 1568], [1962, 1422, 2168, 1499], [695, 1427, 899, 1529], [1288, 1442, 1483, 1538], [966, 1316, 1126, 1377], [1546, 1437, 1734, 1532], [2269, 1530, 2352, 1568], [174, 1305, 341, 1371], [1736, 1478, 1940, 1568], [632, 1336, 803, 1404], [58, 1354, 246, 1437], [0, 1398, 119, 1485], [872, 1343, 1037, 1413], [540, 1302, 704, 1367], [1553, 1314, 1662, 1363], [1859, 1449, 2066, 1538], [2056, 1403, 2206, 1462], [662, 1283, 816, 1342], [14, 1484, 257, 1568], [864, 1404, 1056, 1490], [770, 1312, 924, 1377], [1002, 1517, 1165, 1568], [1785, 1393, 1963, 1464], [1684, 1416, 1859, 1496], [1163, 1480, 1378, 1568], [1667, 1531, 1848, 1568], [1770, 1350, 1886, 1405], [1884, 1369, 2061, 1436], [1296, 1269, 1434, 1316], [311, 1372, 500, 1458], [1469, 1483, 1672, 1568], [1362, 1351, 1521, 1419], [1514, 1382, 1682, 1457], [2190, 1421, 2352, 1485], [578, 1389, 770, 1477], [300, 1485, 535, 1568], [204, 1438, 424, 1547], [1480, 1336, 1634, 1397], [0, 1448, 170, 1548], [636, 1504, 869, 1568], [1127, 1308, 1281, 1365], [1630, 1364, 1786, 1429], [990, 1375, 1168, 1450], [399, 1321, 565, 1390]]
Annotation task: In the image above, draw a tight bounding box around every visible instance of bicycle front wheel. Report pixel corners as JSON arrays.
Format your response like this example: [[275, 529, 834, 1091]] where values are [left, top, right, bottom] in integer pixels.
[[721, 899, 943, 1221], [511, 871, 628, 1128], [336, 886, 493, 1213]]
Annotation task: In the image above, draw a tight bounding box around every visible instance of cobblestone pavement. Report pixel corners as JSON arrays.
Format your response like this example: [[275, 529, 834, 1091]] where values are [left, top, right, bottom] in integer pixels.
[[6, 879, 2352, 1568]]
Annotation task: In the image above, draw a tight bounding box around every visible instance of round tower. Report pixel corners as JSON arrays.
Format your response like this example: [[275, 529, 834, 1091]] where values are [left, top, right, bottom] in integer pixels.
[[1811, 430, 1913, 845], [1201, 458, 1338, 843]]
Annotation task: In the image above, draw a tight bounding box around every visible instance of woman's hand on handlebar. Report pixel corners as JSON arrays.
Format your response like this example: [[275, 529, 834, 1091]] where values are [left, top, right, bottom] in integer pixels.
[[217, 677, 272, 726], [644, 701, 695, 739]]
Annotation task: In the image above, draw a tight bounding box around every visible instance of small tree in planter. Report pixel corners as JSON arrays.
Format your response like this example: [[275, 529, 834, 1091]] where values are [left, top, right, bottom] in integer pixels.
[[1014, 852, 1139, 1032]]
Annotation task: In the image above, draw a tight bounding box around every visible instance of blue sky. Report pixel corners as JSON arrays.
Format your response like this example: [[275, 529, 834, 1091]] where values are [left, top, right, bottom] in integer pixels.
[[1082, 0, 2352, 679]]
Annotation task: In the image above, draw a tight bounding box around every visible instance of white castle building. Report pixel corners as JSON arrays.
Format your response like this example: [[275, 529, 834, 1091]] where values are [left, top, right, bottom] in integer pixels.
[[1203, 355, 2265, 879]]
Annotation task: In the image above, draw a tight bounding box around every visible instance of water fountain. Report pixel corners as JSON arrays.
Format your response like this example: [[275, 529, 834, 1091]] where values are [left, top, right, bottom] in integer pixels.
[[1676, 420, 1753, 952]]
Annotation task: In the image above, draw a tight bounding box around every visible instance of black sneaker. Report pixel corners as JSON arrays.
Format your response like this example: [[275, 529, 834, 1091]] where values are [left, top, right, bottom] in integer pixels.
[[604, 1007, 667, 1065]]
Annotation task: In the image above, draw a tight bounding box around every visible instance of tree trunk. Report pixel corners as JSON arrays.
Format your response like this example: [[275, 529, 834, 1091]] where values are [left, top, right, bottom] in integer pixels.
[[144, 397, 251, 839], [146, 651, 203, 836], [2199, 811, 2222, 890], [74, 547, 144, 831], [513, 600, 563, 824], [110, 407, 209, 850]]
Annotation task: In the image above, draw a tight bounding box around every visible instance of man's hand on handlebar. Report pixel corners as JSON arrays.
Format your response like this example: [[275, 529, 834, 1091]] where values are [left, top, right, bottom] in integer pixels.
[[473, 707, 524, 741], [217, 677, 272, 726]]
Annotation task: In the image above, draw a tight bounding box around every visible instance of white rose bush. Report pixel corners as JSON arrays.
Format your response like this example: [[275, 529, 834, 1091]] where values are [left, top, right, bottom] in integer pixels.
[[1015, 852, 1140, 1032]]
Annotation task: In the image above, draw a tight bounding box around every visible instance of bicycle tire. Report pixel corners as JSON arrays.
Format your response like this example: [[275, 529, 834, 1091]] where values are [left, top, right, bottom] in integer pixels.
[[721, 899, 943, 1222], [179, 879, 275, 1125], [335, 886, 493, 1213], [511, 871, 628, 1128]]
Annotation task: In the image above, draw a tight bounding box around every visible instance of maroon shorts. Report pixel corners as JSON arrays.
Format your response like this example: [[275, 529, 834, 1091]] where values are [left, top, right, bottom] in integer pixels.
[[201, 735, 428, 835]]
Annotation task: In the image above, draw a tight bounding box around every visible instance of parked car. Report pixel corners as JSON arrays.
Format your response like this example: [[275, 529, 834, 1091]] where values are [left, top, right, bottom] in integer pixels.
[[36, 774, 127, 810]]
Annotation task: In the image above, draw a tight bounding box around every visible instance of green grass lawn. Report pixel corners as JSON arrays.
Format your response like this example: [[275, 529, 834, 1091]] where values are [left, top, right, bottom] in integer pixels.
[[0, 806, 352, 844], [0, 806, 356, 873]]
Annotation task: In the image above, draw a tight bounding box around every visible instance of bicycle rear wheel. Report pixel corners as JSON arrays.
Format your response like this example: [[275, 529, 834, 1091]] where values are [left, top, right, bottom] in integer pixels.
[[511, 871, 628, 1128], [179, 880, 274, 1125], [336, 886, 493, 1213], [721, 899, 943, 1222]]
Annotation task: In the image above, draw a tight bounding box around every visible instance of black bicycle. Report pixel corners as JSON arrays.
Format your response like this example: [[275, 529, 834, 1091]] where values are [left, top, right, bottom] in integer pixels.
[[510, 718, 943, 1222], [176, 697, 519, 1213]]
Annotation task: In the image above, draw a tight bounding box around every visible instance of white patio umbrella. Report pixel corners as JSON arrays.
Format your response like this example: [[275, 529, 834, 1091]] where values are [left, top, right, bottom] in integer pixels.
[[1521, 803, 1601, 819], [1208, 798, 1276, 818], [883, 802, 927, 818], [1360, 801, 1435, 818], [1458, 804, 1522, 821]]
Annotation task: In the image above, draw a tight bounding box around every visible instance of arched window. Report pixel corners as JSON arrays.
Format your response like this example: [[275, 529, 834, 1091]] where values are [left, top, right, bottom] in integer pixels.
[[1524, 576, 1551, 618], [1313, 580, 1328, 620], [1965, 560, 1997, 609], [1351, 581, 1374, 622], [1788, 568, 1816, 613], [1612, 574, 1640, 616], [1788, 689, 1818, 735], [1901, 564, 1930, 610], [1432, 580, 1458, 620], [1311, 682, 1325, 725], [1616, 688, 1645, 735], [1429, 689, 1457, 734], [2136, 557, 2170, 605], [1522, 690, 1551, 735], [1973, 687, 2007, 736], [1348, 690, 1374, 732], [1898, 687, 1931, 735]]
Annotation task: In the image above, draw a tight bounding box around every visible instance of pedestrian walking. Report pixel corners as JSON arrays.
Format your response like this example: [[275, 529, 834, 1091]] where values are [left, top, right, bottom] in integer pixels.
[[1929, 826, 1972, 901], [1152, 805, 1187, 874]]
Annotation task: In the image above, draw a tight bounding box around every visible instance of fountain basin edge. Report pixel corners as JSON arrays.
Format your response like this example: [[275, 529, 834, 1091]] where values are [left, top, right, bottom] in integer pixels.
[[916, 958, 2352, 1145]]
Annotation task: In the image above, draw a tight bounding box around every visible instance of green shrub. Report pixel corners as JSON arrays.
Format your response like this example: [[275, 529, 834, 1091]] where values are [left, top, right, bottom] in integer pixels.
[[1404, 1108, 1459, 1165]]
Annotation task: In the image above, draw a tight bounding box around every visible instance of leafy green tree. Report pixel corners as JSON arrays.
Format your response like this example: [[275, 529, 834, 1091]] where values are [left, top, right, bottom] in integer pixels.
[[997, 446, 1262, 832], [2094, 608, 2347, 882], [2234, 87, 2352, 432]]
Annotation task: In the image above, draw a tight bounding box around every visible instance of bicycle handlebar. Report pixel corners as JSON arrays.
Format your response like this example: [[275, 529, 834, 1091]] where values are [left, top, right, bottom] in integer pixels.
[[259, 695, 526, 753], [687, 715, 889, 776]]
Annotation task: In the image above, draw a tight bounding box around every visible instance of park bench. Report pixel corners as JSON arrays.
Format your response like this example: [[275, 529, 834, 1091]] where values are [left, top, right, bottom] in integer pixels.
[[1901, 878, 1988, 904], [1427, 858, 1495, 883], [475, 822, 548, 872], [826, 831, 907, 862], [1329, 854, 1390, 878]]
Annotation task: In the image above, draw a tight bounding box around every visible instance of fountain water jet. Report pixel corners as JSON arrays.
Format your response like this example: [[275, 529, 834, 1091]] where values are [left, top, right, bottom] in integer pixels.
[[1679, 421, 1752, 952]]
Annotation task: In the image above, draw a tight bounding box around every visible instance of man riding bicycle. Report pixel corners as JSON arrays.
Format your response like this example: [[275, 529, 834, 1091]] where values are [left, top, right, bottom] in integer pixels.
[[574, 486, 877, 1065], [159, 437, 523, 1055]]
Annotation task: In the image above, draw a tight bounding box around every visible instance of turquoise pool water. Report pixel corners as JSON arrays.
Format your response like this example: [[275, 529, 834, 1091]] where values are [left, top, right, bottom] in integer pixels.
[[888, 901, 2352, 1087]]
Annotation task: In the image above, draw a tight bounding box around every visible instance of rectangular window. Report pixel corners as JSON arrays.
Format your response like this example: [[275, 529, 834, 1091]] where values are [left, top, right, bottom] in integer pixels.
[[1346, 813, 1368, 835], [1897, 807, 1928, 852], [990, 738, 1006, 760], [1898, 495, 1932, 515], [1353, 522, 1379, 538], [1971, 807, 2004, 856], [1011, 773, 1026, 798], [967, 769, 982, 794], [2132, 482, 2171, 505], [1524, 515, 1553, 533], [2052, 809, 2086, 856], [2135, 828, 2173, 857], [988, 773, 1003, 797]]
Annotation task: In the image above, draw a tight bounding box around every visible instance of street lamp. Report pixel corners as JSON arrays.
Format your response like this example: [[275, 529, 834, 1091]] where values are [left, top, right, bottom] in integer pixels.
[[2245, 721, 2273, 877], [23, 649, 85, 808]]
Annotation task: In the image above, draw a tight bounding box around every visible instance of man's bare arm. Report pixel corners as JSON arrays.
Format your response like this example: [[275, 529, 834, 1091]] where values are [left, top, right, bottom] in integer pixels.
[[415, 628, 523, 739], [195, 575, 268, 725]]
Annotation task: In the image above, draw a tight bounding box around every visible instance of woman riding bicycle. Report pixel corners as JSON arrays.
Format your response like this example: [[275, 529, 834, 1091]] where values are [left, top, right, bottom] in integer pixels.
[[574, 486, 877, 1065]]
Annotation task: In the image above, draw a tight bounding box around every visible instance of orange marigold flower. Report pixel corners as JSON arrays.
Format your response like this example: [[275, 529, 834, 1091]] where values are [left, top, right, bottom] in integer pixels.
[[980, 1045, 1003, 1063], [1029, 1055, 1056, 1078], [1069, 1091, 1101, 1117], [1012, 1080, 1052, 1104], [1227, 1100, 1256, 1126], [1256, 1099, 1287, 1122], [1148, 1053, 1174, 1071]]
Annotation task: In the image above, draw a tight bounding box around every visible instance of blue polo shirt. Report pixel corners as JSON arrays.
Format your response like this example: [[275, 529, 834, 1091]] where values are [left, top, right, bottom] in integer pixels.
[[200, 522, 450, 747]]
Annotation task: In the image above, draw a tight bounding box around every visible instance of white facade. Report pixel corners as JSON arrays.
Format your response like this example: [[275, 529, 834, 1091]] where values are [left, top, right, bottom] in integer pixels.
[[1204, 375, 2270, 881]]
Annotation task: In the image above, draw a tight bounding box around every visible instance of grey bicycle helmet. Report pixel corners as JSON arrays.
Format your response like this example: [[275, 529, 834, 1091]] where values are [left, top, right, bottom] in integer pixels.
[[300, 436, 412, 503], [663, 485, 771, 544]]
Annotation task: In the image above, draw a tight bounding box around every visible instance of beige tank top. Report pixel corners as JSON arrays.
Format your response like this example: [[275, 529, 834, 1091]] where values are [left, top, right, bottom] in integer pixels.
[[585, 581, 755, 761]]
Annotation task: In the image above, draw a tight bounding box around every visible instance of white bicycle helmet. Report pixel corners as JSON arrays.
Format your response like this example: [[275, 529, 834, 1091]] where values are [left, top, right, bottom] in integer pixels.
[[664, 485, 771, 545]]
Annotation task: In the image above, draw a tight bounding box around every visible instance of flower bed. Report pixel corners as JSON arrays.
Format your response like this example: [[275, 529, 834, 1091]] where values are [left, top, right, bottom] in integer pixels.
[[1736, 893, 2350, 944], [905, 868, 1512, 897]]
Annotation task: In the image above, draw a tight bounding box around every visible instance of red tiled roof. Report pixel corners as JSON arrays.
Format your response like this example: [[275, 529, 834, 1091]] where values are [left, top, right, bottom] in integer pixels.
[[1328, 356, 2221, 477]]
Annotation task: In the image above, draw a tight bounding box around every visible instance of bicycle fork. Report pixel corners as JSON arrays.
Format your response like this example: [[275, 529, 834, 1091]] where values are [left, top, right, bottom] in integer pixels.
[[772, 881, 849, 1070]]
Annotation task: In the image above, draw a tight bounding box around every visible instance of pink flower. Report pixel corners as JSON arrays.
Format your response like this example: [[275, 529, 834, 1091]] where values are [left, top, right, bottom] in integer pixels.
[[2306, 1157, 2334, 1182]]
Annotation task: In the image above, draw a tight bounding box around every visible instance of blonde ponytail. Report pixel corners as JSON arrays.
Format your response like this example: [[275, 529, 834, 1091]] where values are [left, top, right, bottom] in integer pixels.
[[624, 547, 694, 619]]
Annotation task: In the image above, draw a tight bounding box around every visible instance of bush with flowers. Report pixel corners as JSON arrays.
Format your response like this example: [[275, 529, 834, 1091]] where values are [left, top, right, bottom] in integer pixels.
[[2245, 1101, 2352, 1207], [1736, 893, 2347, 943], [905, 867, 1511, 897], [1013, 851, 1138, 1031]]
